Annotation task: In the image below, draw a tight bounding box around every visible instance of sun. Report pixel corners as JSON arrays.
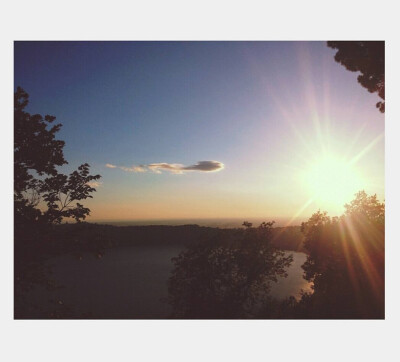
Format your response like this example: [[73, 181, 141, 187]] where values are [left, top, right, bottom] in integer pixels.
[[302, 154, 364, 213]]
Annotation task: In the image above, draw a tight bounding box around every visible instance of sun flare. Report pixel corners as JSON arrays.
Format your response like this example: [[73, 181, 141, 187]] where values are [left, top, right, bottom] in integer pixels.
[[302, 155, 364, 212]]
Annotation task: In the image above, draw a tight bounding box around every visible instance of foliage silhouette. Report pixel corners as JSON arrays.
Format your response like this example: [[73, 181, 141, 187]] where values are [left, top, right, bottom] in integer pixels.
[[327, 41, 385, 112], [14, 87, 101, 318], [298, 191, 384, 318], [167, 222, 293, 318], [14, 87, 101, 225]]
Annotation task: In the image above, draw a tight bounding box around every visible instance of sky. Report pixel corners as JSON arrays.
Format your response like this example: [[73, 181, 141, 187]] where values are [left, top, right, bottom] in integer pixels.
[[14, 41, 385, 224]]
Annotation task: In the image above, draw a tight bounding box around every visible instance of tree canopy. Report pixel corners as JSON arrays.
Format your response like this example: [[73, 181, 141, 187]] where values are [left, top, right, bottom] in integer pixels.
[[14, 87, 101, 225], [299, 191, 384, 318], [327, 41, 385, 113], [14, 87, 102, 318], [167, 222, 293, 318]]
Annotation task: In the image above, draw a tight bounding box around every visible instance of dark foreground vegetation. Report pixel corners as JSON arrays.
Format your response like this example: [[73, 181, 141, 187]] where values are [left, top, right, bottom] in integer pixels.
[[14, 221, 303, 318], [167, 190, 384, 319], [15, 190, 384, 319]]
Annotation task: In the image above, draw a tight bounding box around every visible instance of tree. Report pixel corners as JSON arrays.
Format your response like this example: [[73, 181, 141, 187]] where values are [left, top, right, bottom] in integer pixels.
[[327, 41, 385, 113], [14, 87, 101, 318], [344, 190, 384, 224], [14, 87, 101, 226], [299, 191, 384, 318], [167, 222, 293, 318]]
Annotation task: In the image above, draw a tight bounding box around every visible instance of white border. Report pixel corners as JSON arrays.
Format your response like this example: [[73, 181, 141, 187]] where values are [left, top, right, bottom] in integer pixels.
[[2, 1, 399, 362]]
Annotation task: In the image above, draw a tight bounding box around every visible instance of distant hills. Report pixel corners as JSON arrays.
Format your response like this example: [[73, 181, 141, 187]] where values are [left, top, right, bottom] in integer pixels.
[[50, 222, 305, 257], [87, 217, 307, 228]]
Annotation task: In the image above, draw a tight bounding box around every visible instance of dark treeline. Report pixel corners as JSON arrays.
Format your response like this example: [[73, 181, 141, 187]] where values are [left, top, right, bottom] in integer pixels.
[[37, 222, 304, 257], [15, 193, 384, 319], [15, 193, 384, 320]]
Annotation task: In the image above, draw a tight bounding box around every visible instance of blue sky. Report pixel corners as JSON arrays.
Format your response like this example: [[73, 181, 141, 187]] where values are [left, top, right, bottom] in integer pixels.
[[14, 41, 384, 221]]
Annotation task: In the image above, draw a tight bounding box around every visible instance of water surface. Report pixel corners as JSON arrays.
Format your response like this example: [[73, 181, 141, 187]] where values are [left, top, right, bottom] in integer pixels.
[[31, 246, 312, 318]]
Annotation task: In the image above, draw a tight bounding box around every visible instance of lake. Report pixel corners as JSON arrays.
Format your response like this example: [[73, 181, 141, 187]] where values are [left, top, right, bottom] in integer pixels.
[[29, 246, 312, 318]]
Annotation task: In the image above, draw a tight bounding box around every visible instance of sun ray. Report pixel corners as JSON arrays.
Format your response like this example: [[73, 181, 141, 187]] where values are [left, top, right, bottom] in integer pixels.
[[272, 196, 315, 245], [348, 133, 384, 166], [342, 217, 384, 301], [344, 122, 367, 160], [337, 220, 362, 298], [263, 83, 316, 159], [283, 196, 315, 229]]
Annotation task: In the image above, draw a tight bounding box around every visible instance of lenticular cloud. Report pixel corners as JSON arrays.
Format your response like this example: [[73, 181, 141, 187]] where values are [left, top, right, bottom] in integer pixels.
[[106, 161, 224, 174], [182, 161, 224, 172]]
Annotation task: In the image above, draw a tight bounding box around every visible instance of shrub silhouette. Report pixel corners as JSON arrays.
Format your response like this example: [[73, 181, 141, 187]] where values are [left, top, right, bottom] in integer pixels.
[[167, 222, 293, 318]]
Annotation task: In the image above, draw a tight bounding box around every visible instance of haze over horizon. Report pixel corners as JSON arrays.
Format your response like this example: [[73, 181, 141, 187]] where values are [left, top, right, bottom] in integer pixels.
[[14, 41, 384, 223], [85, 216, 307, 229]]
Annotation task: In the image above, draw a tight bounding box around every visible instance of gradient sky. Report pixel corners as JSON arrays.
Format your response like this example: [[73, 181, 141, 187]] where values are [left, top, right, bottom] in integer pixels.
[[14, 41, 384, 223]]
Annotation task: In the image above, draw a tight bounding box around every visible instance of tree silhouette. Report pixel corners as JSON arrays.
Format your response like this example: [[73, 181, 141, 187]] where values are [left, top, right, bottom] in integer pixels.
[[299, 191, 384, 318], [327, 41, 385, 113], [14, 87, 101, 225], [167, 222, 293, 318], [14, 87, 101, 318]]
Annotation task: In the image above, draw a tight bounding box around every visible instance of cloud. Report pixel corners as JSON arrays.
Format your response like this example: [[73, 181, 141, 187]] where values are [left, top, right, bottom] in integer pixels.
[[148, 163, 186, 174], [182, 161, 224, 172], [148, 161, 224, 174], [105, 161, 224, 174], [86, 181, 102, 188], [120, 166, 147, 173]]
